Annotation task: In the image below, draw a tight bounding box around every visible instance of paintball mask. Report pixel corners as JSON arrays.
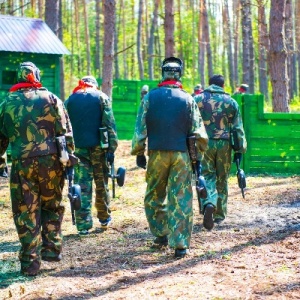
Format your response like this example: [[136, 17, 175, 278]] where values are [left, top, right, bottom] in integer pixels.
[[18, 62, 41, 83], [161, 57, 183, 81]]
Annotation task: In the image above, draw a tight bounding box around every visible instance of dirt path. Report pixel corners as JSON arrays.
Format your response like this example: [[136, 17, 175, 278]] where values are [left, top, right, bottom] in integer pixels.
[[0, 141, 300, 300]]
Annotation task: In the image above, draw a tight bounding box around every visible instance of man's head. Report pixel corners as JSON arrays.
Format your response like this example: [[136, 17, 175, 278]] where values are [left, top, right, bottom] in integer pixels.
[[240, 84, 249, 92], [17, 62, 41, 83], [81, 75, 98, 88], [141, 85, 149, 94], [161, 57, 183, 81], [194, 84, 202, 91], [209, 74, 224, 87]]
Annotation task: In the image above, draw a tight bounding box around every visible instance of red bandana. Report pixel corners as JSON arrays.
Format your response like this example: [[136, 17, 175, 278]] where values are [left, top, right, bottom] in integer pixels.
[[158, 80, 183, 89], [9, 82, 42, 92], [72, 80, 97, 93]]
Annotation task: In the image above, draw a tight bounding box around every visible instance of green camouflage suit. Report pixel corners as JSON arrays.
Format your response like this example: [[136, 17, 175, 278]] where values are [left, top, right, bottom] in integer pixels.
[[0, 87, 75, 275], [194, 84, 247, 220], [131, 83, 208, 250], [65, 87, 118, 232]]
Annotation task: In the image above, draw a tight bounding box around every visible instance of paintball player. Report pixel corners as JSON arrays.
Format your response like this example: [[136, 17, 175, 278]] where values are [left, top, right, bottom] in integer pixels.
[[194, 74, 247, 230], [234, 83, 249, 95], [131, 57, 208, 258], [140, 85, 149, 101], [65, 76, 118, 235], [0, 62, 77, 276], [191, 84, 203, 97]]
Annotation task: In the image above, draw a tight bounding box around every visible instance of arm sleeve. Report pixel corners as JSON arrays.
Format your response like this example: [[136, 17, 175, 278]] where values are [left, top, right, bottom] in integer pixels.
[[0, 101, 9, 157], [101, 93, 118, 153], [231, 101, 247, 153], [131, 95, 148, 155], [188, 98, 208, 154], [52, 94, 75, 155]]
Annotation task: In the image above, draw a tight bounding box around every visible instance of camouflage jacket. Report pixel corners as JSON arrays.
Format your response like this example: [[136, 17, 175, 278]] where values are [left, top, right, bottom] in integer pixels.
[[194, 84, 247, 153], [131, 84, 208, 156], [0, 87, 75, 160]]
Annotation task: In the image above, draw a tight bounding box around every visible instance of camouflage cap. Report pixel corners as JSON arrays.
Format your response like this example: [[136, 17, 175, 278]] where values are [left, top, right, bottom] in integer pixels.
[[81, 76, 98, 87], [18, 62, 41, 83]]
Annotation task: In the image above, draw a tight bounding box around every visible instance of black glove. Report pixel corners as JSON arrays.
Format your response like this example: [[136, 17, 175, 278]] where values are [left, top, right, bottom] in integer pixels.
[[233, 152, 242, 163], [0, 165, 8, 178], [136, 155, 147, 169], [106, 152, 115, 164]]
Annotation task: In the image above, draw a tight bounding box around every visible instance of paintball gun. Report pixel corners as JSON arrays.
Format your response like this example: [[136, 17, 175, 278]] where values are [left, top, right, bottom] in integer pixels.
[[230, 126, 246, 199], [66, 166, 82, 225], [107, 160, 126, 198], [56, 136, 69, 166], [235, 156, 246, 199], [187, 136, 208, 211]]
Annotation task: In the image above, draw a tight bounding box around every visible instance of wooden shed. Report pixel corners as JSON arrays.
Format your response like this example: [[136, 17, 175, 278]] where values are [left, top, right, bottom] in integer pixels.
[[0, 14, 69, 99]]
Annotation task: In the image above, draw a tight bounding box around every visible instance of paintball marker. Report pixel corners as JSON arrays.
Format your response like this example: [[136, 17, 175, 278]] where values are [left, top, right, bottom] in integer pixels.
[[235, 156, 246, 199], [66, 166, 82, 225], [107, 160, 126, 198], [230, 126, 246, 198], [187, 136, 208, 211]]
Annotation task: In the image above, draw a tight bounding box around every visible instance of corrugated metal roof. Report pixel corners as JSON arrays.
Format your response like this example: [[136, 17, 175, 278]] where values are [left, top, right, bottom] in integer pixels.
[[0, 14, 70, 54]]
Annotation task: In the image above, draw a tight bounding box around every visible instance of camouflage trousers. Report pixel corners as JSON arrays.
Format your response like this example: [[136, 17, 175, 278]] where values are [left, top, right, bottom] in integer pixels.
[[74, 146, 110, 231], [145, 150, 193, 249], [200, 139, 232, 220], [10, 154, 65, 274]]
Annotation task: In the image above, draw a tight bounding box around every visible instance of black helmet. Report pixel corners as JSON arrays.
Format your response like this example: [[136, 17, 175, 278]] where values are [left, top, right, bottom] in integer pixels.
[[161, 57, 183, 81], [18, 62, 41, 83]]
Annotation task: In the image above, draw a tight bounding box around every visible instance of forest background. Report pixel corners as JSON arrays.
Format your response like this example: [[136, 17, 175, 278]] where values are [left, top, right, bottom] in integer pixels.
[[0, 0, 299, 112]]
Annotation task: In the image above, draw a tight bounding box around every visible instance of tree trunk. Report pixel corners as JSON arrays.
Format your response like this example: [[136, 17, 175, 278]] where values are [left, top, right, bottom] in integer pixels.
[[121, 0, 127, 79], [148, 0, 159, 80], [38, 0, 44, 18], [74, 0, 82, 75], [164, 0, 175, 57], [95, 0, 102, 78], [137, 0, 144, 79], [233, 0, 240, 86], [241, 0, 255, 93], [257, 0, 269, 100], [82, 0, 91, 75], [296, 0, 300, 96], [202, 0, 213, 79], [45, 0, 59, 36], [268, 0, 290, 112], [102, 0, 116, 98], [198, 0, 205, 86], [285, 0, 294, 100], [223, 0, 234, 93]]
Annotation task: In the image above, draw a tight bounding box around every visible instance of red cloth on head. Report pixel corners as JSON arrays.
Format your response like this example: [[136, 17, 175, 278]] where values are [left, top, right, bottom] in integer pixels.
[[72, 80, 97, 93]]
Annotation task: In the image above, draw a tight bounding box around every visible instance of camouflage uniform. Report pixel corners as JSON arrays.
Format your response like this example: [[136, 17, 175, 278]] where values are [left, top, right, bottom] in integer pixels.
[[0, 62, 75, 276], [65, 79, 118, 232], [131, 83, 208, 250], [194, 84, 247, 221]]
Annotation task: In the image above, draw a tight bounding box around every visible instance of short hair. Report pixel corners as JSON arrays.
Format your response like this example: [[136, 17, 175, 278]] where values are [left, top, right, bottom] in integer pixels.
[[209, 74, 224, 87]]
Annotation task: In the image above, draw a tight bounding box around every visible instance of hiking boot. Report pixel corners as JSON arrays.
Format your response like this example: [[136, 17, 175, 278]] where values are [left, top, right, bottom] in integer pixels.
[[99, 216, 112, 229], [174, 249, 188, 258], [78, 229, 89, 235], [203, 204, 214, 230], [153, 236, 168, 247], [214, 218, 224, 225], [20, 260, 40, 276], [41, 254, 62, 262]]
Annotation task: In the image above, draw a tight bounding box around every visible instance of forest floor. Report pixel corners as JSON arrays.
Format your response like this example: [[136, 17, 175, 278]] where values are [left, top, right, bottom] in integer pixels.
[[0, 140, 300, 300]]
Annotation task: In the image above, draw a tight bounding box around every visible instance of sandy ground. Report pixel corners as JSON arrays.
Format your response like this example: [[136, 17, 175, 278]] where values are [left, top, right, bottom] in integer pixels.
[[0, 141, 300, 300]]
